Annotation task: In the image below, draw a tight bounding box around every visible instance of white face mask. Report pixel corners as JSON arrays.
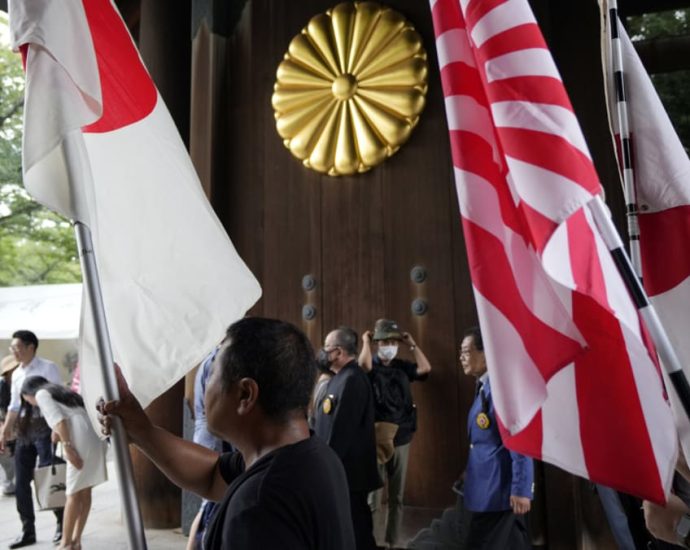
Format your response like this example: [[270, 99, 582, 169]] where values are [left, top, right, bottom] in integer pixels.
[[378, 344, 398, 362]]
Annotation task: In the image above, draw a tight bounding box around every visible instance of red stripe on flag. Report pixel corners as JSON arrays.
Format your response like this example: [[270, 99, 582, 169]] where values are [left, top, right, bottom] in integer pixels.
[[449, 131, 525, 235], [463, 0, 508, 31], [82, 0, 156, 133], [432, 0, 465, 36], [487, 76, 573, 110], [639, 206, 690, 296], [476, 23, 545, 61], [463, 217, 584, 381], [499, 128, 601, 195], [518, 200, 559, 253], [440, 63, 487, 106], [568, 212, 664, 503], [500, 408, 544, 460]]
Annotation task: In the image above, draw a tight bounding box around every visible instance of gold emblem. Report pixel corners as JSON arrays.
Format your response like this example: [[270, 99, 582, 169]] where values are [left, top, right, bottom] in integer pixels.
[[476, 412, 491, 430], [322, 395, 336, 414], [272, 2, 428, 176]]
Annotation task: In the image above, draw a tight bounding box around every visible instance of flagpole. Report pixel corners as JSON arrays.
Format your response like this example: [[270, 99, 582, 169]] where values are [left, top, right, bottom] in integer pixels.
[[589, 196, 690, 420], [64, 133, 148, 550], [604, 0, 643, 278]]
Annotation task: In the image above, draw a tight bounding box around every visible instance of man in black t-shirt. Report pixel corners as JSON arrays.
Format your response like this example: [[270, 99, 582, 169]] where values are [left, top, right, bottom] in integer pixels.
[[99, 317, 355, 550], [359, 319, 431, 549]]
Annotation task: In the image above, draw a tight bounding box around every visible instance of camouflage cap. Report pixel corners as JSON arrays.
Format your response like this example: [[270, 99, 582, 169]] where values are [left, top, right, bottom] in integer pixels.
[[372, 319, 403, 341]]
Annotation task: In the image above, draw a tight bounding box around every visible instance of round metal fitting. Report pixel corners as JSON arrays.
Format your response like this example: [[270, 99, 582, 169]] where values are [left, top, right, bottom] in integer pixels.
[[302, 274, 317, 291], [411, 298, 428, 316], [302, 304, 317, 321], [410, 265, 427, 284]]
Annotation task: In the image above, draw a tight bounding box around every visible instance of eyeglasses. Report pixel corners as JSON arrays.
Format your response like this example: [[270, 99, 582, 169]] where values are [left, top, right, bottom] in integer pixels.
[[9, 344, 24, 352], [323, 346, 341, 354]]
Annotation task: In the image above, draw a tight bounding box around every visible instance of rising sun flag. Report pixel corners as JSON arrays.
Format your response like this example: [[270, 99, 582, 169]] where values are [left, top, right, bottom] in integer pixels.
[[430, 0, 677, 502]]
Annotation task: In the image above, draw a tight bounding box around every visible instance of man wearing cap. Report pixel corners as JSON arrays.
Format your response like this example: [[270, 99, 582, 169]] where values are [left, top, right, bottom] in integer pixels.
[[459, 326, 533, 549], [358, 319, 431, 549], [314, 326, 381, 550], [0, 355, 18, 496], [0, 330, 64, 548]]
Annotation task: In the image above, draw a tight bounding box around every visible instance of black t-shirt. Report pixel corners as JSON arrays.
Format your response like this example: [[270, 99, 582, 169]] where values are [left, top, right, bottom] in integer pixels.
[[368, 357, 427, 446], [203, 435, 355, 550]]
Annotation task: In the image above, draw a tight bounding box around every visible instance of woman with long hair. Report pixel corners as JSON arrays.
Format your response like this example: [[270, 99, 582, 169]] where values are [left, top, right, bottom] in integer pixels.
[[20, 376, 107, 550]]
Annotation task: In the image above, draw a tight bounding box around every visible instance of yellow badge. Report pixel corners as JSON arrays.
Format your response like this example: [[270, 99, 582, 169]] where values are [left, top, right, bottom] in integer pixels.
[[476, 412, 491, 430], [322, 395, 335, 415]]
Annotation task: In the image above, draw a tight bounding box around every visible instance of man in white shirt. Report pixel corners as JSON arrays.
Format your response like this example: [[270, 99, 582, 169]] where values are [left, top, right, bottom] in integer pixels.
[[0, 330, 64, 548]]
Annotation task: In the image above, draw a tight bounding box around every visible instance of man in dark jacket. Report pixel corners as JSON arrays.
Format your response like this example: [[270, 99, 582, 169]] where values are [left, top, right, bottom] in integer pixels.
[[314, 326, 381, 550]]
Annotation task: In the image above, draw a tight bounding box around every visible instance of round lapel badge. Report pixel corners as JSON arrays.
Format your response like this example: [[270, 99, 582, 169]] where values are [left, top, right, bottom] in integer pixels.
[[476, 412, 491, 430], [322, 395, 335, 415]]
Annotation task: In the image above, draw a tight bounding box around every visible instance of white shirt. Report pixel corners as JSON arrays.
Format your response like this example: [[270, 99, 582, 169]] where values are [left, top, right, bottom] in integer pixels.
[[8, 356, 62, 413]]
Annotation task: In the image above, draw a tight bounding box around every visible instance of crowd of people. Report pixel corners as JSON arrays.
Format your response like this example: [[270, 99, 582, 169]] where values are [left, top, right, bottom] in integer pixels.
[[12, 318, 687, 549]]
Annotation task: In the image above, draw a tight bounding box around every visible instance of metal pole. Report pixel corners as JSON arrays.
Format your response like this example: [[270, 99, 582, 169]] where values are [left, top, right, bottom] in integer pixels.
[[589, 196, 690, 420], [605, 0, 643, 277], [64, 133, 148, 550]]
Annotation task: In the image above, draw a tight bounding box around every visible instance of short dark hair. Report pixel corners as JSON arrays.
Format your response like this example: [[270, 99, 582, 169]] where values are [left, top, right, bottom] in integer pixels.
[[463, 326, 483, 352], [332, 326, 358, 356], [219, 317, 317, 421], [12, 330, 38, 350]]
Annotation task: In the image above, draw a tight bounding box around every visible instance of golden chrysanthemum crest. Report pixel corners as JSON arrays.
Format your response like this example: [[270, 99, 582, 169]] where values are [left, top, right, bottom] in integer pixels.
[[272, 2, 428, 176]]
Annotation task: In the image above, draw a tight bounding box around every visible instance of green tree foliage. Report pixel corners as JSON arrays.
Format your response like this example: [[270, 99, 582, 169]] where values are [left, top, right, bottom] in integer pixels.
[[0, 15, 81, 286], [627, 9, 690, 151]]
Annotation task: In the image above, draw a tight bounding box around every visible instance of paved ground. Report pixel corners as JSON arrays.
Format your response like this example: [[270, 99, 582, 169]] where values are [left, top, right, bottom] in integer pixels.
[[0, 459, 186, 550]]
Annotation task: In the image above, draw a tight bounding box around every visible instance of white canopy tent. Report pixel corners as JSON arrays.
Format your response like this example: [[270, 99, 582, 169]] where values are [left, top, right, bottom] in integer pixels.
[[0, 284, 82, 339]]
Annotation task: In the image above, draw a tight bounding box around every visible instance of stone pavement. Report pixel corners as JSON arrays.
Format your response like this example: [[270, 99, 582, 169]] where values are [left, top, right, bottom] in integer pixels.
[[0, 459, 186, 550]]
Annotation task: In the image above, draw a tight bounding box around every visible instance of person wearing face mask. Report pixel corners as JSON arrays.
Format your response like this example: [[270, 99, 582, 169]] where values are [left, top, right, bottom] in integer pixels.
[[359, 319, 431, 550], [314, 326, 381, 550]]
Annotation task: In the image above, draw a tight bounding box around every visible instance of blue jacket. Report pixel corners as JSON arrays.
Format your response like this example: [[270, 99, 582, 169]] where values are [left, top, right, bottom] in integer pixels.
[[464, 377, 533, 512]]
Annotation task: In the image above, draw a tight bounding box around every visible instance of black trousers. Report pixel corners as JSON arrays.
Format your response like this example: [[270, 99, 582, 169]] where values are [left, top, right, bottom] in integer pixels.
[[14, 433, 63, 534], [462, 509, 531, 550], [350, 490, 377, 550]]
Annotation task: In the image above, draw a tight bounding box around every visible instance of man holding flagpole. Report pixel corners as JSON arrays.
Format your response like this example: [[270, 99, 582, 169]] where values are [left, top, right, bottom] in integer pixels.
[[99, 317, 356, 550]]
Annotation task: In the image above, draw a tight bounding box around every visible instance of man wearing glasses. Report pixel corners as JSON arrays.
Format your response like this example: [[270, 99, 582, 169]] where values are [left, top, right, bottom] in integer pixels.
[[314, 327, 381, 550], [0, 330, 64, 548]]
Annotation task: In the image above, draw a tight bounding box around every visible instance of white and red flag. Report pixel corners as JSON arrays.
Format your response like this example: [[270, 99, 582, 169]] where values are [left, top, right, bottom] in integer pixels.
[[431, 0, 676, 502], [9, 0, 261, 412], [601, 3, 690, 463]]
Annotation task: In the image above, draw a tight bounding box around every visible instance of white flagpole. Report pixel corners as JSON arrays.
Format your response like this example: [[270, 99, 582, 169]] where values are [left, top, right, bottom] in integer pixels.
[[63, 132, 148, 550], [589, 196, 690, 420], [603, 0, 643, 278]]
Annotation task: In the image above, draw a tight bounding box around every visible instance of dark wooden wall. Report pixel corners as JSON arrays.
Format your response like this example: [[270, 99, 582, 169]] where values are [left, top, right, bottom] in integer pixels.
[[134, 0, 650, 544], [214, 0, 474, 508], [205, 0, 626, 519]]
